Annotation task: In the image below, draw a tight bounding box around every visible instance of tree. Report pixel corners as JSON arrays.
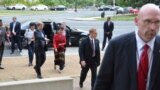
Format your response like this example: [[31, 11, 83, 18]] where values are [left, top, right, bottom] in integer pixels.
[[1, 0, 159, 7]]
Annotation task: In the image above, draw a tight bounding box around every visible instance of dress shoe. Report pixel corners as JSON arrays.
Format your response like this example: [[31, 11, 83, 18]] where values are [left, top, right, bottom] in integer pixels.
[[37, 75, 43, 79], [28, 63, 33, 66], [58, 70, 62, 73], [79, 82, 83, 88], [54, 65, 56, 70], [0, 67, 4, 69], [91, 87, 93, 90]]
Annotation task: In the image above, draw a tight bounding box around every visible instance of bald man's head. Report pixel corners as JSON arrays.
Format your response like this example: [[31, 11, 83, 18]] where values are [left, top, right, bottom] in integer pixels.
[[137, 4, 160, 19], [135, 3, 160, 43]]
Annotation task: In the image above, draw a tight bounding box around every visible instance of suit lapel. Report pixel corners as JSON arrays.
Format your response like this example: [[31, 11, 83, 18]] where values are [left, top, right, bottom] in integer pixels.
[[128, 33, 138, 90], [86, 37, 91, 48], [148, 37, 160, 89], [87, 37, 93, 56]]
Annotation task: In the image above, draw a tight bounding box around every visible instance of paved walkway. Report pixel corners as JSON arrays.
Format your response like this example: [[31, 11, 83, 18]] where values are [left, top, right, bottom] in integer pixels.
[[0, 54, 103, 90]]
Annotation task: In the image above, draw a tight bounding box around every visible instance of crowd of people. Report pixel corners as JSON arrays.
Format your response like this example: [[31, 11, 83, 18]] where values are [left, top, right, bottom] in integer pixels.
[[0, 17, 68, 79], [0, 3, 160, 90]]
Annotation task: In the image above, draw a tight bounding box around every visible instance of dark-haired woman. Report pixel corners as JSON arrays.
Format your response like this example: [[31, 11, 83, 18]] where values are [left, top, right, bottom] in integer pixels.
[[24, 23, 36, 66], [53, 27, 66, 73]]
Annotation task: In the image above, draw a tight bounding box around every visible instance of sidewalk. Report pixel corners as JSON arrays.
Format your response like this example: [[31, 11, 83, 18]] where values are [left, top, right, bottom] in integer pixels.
[[0, 54, 95, 90]]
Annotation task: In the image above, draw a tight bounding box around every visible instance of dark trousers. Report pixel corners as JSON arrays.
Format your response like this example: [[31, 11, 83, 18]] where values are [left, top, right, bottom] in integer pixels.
[[0, 43, 4, 66], [34, 52, 46, 76], [80, 62, 97, 89], [28, 42, 34, 64], [11, 36, 22, 53], [102, 34, 112, 50]]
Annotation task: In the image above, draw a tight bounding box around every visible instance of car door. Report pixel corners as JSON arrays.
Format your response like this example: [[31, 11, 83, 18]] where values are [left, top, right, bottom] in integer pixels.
[[16, 4, 22, 10], [67, 26, 81, 46]]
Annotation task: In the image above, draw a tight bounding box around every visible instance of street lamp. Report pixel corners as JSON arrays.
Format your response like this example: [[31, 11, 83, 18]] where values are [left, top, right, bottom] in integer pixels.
[[93, 0, 95, 7], [113, 0, 115, 6], [75, 0, 77, 12]]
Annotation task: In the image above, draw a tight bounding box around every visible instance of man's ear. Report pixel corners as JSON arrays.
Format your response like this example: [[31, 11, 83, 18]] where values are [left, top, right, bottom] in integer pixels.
[[134, 16, 138, 26]]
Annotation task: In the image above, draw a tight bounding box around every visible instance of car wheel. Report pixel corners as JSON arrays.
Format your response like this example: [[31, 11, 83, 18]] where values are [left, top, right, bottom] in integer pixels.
[[79, 36, 87, 45], [44, 8, 46, 10], [12, 7, 15, 10], [22, 7, 25, 10]]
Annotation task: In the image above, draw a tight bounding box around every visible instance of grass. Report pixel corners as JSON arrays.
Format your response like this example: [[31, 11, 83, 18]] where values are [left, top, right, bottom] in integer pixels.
[[0, 10, 64, 16], [96, 14, 137, 21]]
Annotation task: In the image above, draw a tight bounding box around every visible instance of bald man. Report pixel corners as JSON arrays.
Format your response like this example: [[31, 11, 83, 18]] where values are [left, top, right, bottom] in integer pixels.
[[93, 3, 160, 90]]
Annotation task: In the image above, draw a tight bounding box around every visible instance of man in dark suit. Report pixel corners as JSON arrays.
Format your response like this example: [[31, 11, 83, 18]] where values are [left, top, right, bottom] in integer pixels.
[[10, 16, 22, 54], [34, 21, 47, 79], [94, 3, 160, 90], [0, 19, 6, 69], [79, 28, 100, 90], [102, 16, 114, 51]]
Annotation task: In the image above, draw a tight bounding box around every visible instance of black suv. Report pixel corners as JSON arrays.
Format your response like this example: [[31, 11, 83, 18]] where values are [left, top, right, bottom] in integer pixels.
[[20, 19, 88, 48]]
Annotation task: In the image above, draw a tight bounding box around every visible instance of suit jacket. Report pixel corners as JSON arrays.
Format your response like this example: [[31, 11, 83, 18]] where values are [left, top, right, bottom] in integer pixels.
[[10, 21, 21, 36], [79, 37, 100, 66], [0, 27, 6, 45], [93, 32, 160, 90], [103, 21, 114, 35], [34, 30, 47, 52]]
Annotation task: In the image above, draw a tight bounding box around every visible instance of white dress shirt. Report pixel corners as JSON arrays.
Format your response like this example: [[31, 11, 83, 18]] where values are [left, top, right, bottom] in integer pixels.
[[135, 31, 155, 89], [24, 29, 35, 44], [12, 22, 16, 33]]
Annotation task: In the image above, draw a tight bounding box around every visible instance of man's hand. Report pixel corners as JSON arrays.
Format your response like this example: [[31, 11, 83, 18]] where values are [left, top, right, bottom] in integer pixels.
[[13, 32, 16, 35], [106, 32, 110, 35], [59, 43, 62, 46], [81, 61, 86, 67]]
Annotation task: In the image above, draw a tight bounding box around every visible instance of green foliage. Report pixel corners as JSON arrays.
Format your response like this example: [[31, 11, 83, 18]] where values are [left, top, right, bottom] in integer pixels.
[[1, 0, 160, 7]]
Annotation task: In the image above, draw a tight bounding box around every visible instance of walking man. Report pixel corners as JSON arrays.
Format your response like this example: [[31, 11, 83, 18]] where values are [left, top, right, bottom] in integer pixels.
[[0, 19, 6, 69], [34, 21, 47, 79], [79, 28, 100, 90]]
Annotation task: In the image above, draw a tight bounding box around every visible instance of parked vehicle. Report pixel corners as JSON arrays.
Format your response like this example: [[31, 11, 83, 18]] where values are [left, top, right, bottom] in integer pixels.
[[50, 5, 67, 11], [109, 6, 129, 14], [115, 7, 124, 14], [30, 4, 48, 11], [20, 20, 88, 48], [129, 8, 139, 14], [6, 4, 27, 10], [98, 5, 112, 11]]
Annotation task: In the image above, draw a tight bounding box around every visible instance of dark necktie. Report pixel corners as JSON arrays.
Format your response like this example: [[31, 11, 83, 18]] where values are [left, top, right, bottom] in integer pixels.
[[137, 44, 149, 90], [91, 39, 95, 57]]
